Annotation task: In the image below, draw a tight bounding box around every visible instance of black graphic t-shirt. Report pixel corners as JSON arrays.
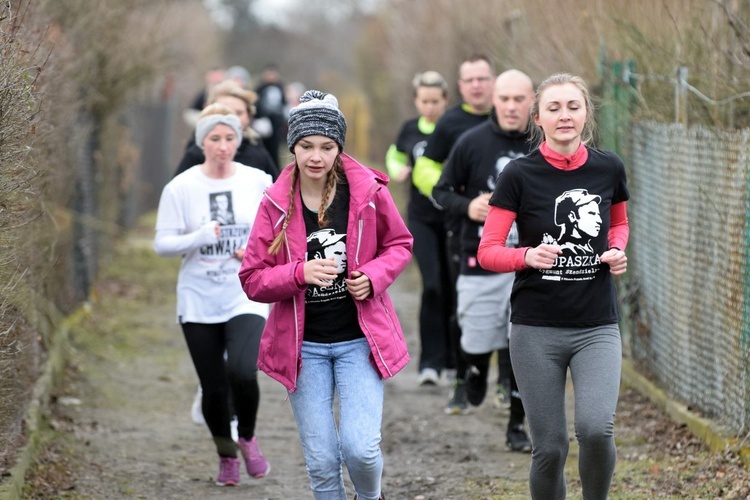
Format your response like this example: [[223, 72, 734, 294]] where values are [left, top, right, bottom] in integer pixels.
[[434, 113, 531, 275], [489, 148, 630, 327], [423, 104, 490, 242], [303, 180, 364, 343]]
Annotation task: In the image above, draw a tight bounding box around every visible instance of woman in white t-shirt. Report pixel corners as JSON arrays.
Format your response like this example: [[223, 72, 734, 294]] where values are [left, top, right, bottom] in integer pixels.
[[154, 103, 273, 487]]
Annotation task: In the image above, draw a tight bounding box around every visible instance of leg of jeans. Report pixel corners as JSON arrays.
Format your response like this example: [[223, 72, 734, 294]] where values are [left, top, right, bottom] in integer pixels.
[[224, 314, 264, 440], [409, 216, 448, 372], [570, 325, 621, 500], [510, 324, 570, 500], [288, 342, 347, 500], [336, 338, 384, 500]]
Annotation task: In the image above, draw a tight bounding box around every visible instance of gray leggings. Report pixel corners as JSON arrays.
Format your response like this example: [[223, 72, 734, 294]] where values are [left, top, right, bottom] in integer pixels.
[[510, 323, 621, 500]]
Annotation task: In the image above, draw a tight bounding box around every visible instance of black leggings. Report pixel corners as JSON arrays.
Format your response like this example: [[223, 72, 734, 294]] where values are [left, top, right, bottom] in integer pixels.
[[182, 314, 264, 455], [463, 350, 525, 428], [409, 216, 453, 372]]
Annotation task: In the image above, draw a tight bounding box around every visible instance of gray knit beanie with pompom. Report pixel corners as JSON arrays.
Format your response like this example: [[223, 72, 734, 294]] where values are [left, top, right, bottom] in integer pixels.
[[286, 90, 347, 152]]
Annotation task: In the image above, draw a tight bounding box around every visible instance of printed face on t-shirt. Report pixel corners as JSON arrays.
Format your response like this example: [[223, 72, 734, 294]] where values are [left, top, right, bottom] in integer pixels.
[[319, 239, 347, 274], [210, 191, 235, 225], [574, 200, 602, 239], [308, 228, 347, 275]]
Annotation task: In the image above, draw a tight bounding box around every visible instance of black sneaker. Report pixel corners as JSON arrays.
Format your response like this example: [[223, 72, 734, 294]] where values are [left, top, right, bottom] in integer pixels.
[[506, 424, 532, 453], [465, 365, 487, 406], [444, 379, 469, 415]]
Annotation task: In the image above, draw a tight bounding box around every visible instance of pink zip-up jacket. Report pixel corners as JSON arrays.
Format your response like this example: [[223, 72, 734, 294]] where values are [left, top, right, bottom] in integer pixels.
[[239, 153, 413, 392]]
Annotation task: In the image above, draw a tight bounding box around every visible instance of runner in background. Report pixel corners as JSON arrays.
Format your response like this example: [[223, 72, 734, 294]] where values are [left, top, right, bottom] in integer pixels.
[[174, 79, 279, 181], [385, 70, 449, 387], [412, 54, 495, 414], [255, 63, 287, 168], [154, 103, 273, 487], [433, 70, 534, 452]]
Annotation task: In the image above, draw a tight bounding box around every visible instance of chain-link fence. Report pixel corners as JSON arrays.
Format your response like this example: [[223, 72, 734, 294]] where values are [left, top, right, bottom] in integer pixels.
[[628, 122, 749, 436]]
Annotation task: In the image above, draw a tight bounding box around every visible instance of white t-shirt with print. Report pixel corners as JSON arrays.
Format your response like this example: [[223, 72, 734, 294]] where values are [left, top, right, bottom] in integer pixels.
[[154, 163, 272, 323]]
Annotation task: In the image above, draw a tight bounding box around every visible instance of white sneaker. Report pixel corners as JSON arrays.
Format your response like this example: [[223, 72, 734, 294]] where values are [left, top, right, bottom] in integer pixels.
[[230, 417, 239, 442], [190, 385, 205, 425], [417, 368, 440, 386]]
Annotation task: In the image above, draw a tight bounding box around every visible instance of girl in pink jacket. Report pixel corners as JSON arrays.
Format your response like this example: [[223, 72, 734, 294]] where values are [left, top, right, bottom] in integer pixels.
[[239, 90, 412, 500]]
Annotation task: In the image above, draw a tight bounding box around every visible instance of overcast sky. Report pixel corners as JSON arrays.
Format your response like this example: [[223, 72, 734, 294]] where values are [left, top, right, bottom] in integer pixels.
[[203, 0, 294, 29], [251, 0, 295, 26]]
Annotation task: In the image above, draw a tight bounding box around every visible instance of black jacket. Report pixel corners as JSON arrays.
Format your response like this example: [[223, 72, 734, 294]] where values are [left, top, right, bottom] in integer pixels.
[[173, 137, 280, 180]]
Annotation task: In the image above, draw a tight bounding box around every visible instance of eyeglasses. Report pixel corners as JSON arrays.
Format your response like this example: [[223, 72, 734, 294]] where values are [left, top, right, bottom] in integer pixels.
[[460, 76, 493, 84]]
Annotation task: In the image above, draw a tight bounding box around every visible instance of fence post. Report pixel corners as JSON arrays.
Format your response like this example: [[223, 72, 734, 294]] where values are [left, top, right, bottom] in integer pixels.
[[675, 66, 689, 126], [598, 48, 615, 151], [598, 53, 635, 158]]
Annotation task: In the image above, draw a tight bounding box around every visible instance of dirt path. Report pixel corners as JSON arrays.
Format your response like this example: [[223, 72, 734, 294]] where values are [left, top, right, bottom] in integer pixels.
[[23, 222, 749, 499]]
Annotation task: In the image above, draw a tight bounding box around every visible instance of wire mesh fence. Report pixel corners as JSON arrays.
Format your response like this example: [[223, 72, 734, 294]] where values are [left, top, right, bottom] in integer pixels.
[[628, 121, 749, 437]]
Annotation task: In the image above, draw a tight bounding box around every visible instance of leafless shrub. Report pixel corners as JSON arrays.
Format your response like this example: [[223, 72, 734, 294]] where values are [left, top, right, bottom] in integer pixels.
[[0, 0, 216, 475], [359, 0, 750, 158], [0, 0, 51, 474]]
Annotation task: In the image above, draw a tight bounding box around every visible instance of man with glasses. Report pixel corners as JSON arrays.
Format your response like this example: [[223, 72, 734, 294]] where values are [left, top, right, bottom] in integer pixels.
[[412, 54, 495, 414]]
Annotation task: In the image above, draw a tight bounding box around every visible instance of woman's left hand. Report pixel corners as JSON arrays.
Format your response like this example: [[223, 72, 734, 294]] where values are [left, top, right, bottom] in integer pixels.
[[346, 271, 372, 301], [600, 248, 627, 275]]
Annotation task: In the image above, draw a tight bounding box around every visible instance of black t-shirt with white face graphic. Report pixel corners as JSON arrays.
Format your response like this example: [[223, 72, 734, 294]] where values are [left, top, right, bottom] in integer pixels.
[[489, 148, 630, 327], [302, 181, 363, 343]]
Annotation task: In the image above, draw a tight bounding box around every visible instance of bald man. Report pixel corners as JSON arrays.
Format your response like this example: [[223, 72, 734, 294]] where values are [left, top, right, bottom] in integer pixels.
[[433, 69, 534, 452]]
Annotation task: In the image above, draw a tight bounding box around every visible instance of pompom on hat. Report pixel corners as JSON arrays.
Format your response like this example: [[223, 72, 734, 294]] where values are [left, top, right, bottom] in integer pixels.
[[286, 90, 347, 152]]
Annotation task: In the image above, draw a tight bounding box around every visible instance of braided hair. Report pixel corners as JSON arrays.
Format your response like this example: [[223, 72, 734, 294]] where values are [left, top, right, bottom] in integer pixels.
[[267, 155, 343, 255]]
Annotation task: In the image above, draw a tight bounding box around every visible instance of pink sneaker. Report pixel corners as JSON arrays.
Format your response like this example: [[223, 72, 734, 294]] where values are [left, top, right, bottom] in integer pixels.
[[238, 436, 271, 478], [215, 456, 240, 486]]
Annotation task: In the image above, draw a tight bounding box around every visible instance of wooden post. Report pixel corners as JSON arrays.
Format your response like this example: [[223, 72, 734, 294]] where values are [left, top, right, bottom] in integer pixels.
[[675, 66, 689, 126]]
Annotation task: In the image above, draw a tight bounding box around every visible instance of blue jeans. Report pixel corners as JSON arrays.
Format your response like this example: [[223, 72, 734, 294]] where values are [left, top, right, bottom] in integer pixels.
[[289, 338, 384, 500]]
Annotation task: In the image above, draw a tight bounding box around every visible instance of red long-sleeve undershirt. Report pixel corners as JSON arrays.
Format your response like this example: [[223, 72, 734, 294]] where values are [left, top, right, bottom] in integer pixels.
[[477, 143, 630, 273]]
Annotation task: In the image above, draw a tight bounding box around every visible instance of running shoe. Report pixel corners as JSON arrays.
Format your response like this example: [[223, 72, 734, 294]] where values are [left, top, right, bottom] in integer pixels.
[[417, 367, 440, 386], [465, 366, 488, 406], [215, 456, 240, 486], [191, 385, 205, 425], [493, 378, 511, 409], [230, 417, 238, 442], [238, 436, 271, 478], [444, 379, 469, 415], [506, 424, 532, 453]]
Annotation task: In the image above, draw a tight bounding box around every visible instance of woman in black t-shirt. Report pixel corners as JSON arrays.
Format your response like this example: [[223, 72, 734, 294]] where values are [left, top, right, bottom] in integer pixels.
[[385, 70, 450, 386], [478, 73, 630, 500]]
